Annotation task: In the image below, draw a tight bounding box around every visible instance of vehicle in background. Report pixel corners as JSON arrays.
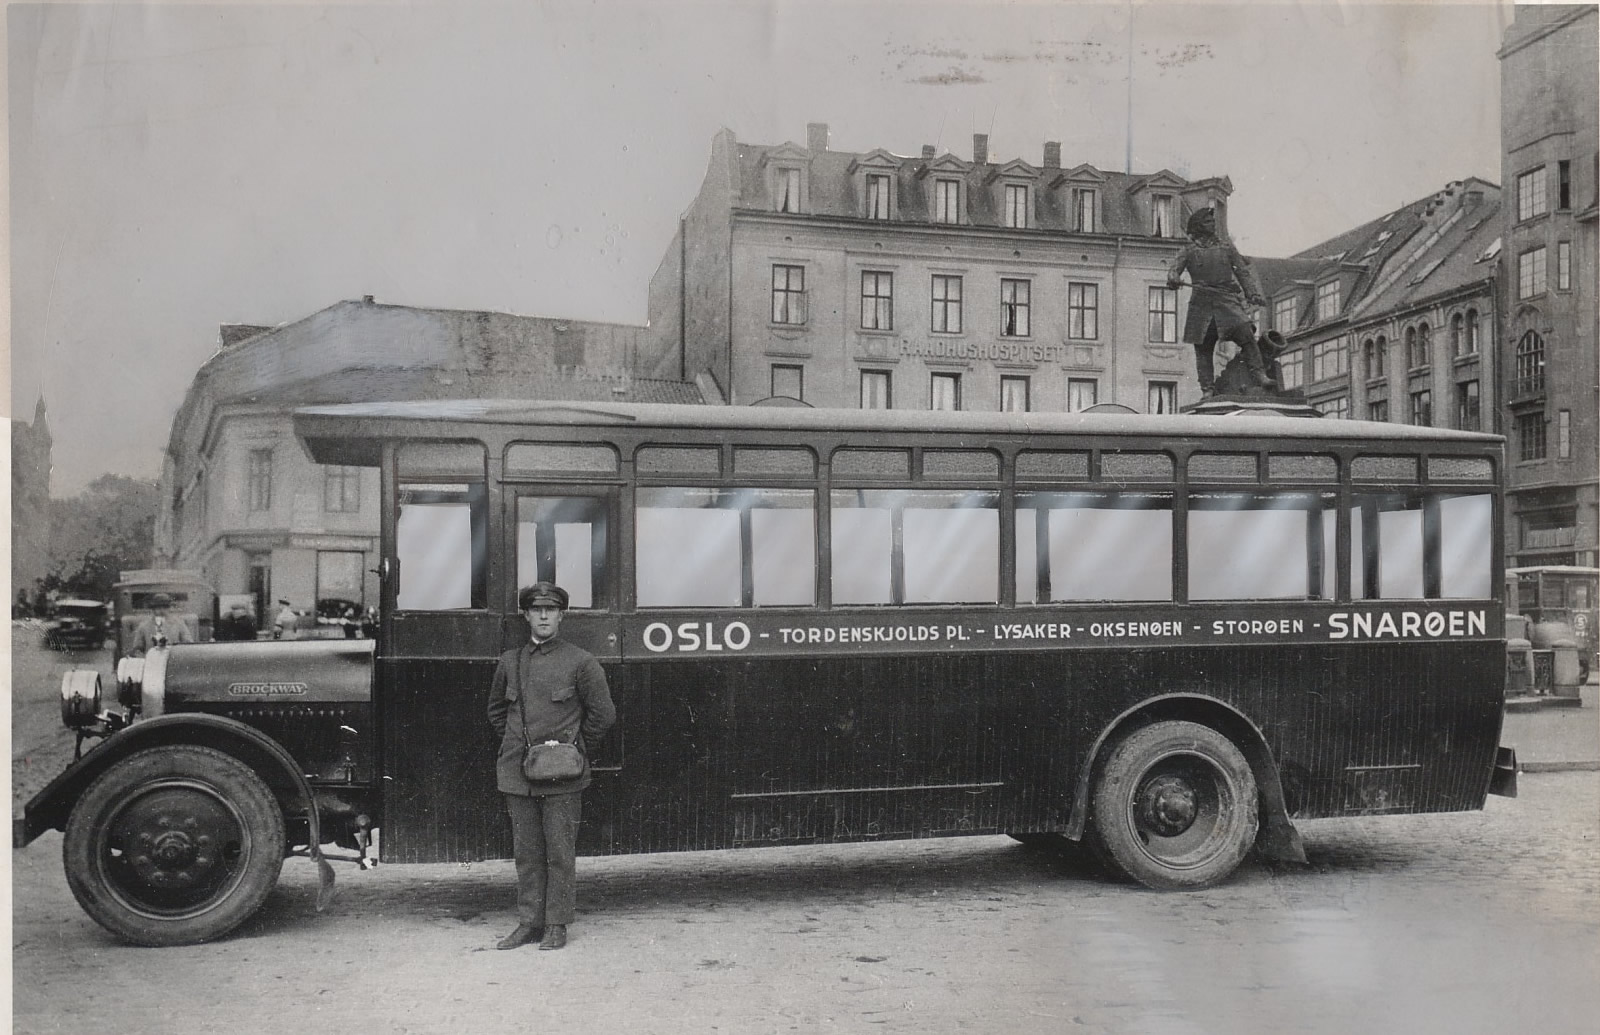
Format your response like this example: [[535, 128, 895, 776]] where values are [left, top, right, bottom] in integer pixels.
[[42, 600, 110, 651], [110, 570, 214, 662], [1510, 565, 1597, 689]]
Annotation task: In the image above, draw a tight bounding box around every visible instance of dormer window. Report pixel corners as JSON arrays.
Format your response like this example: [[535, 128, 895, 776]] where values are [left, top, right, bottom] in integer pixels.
[[1152, 194, 1176, 237], [1003, 184, 1029, 229], [865, 174, 892, 220], [776, 168, 802, 213], [933, 178, 962, 224], [1274, 296, 1298, 333], [1315, 281, 1340, 321], [1072, 188, 1097, 232]]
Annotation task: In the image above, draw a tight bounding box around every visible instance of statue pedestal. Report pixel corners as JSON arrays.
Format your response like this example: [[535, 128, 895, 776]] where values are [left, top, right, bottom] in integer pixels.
[[1181, 389, 1322, 418]]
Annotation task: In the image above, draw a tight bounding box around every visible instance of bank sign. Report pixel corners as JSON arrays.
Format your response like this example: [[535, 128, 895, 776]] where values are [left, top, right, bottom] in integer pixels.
[[619, 604, 1497, 659]]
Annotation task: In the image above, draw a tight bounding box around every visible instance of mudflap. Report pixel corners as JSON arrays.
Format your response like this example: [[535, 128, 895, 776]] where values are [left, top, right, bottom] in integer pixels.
[[1254, 810, 1308, 865], [1489, 746, 1518, 799]]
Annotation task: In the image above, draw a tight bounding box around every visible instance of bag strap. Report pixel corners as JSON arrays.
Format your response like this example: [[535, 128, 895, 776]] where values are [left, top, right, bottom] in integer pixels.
[[516, 644, 579, 749]]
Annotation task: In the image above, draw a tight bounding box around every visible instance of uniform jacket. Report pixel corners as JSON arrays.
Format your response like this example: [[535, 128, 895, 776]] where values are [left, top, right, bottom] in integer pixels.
[[487, 636, 616, 796], [1166, 240, 1264, 344]]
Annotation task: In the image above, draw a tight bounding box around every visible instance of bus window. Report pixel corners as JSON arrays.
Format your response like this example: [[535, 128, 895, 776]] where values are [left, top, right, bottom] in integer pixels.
[[1438, 493, 1493, 599], [1016, 492, 1173, 602], [516, 496, 610, 610], [636, 487, 815, 608], [397, 483, 487, 610], [1188, 492, 1334, 600], [831, 489, 999, 605], [1352, 495, 1425, 599]]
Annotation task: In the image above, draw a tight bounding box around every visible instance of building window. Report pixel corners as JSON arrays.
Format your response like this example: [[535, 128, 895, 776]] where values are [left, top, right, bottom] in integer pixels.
[[1148, 286, 1178, 343], [1310, 337, 1348, 382], [861, 370, 892, 410], [1147, 381, 1177, 415], [1409, 388, 1432, 427], [1455, 380, 1480, 431], [1003, 184, 1029, 229], [1151, 194, 1176, 237], [1558, 241, 1572, 291], [1516, 166, 1547, 221], [1315, 395, 1350, 420], [931, 372, 961, 411], [1559, 410, 1572, 458], [1363, 337, 1385, 380], [1449, 315, 1464, 358], [1000, 375, 1030, 412], [1407, 322, 1431, 369], [1515, 329, 1546, 394], [1517, 411, 1547, 461], [1001, 279, 1031, 337], [1067, 377, 1098, 412], [934, 178, 961, 224], [1274, 296, 1298, 333], [1067, 282, 1099, 340], [865, 174, 892, 220], [772, 264, 806, 324], [1369, 399, 1389, 423], [248, 449, 273, 512], [324, 465, 361, 513], [1072, 188, 1097, 232], [776, 167, 802, 214], [1315, 281, 1341, 321], [1463, 311, 1480, 355], [861, 271, 893, 330], [1557, 160, 1572, 210], [771, 363, 803, 400], [1518, 247, 1548, 299], [931, 274, 963, 333], [1280, 350, 1305, 389]]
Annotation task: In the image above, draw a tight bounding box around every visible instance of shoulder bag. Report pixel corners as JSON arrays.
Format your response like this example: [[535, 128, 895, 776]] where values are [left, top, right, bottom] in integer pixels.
[[516, 650, 586, 783]]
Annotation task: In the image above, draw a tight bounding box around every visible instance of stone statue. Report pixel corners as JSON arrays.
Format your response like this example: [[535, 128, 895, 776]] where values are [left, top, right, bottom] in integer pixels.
[[1166, 208, 1275, 398]]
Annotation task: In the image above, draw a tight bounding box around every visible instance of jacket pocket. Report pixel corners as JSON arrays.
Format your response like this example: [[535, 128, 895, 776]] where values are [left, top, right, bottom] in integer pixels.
[[550, 682, 576, 703]]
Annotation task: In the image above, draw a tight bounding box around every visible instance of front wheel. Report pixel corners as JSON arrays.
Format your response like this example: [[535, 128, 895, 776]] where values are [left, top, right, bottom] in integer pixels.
[[1091, 720, 1257, 890], [64, 745, 286, 945]]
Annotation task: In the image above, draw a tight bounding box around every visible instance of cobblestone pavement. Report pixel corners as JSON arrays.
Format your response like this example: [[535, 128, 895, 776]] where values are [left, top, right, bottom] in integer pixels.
[[14, 771, 1597, 1035], [1500, 683, 1600, 768]]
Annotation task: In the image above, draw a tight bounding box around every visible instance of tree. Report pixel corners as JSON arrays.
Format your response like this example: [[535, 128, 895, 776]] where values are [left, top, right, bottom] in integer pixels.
[[47, 475, 159, 600]]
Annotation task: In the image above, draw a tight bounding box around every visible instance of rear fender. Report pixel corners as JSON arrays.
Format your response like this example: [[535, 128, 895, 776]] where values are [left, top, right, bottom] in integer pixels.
[[17, 713, 324, 852]]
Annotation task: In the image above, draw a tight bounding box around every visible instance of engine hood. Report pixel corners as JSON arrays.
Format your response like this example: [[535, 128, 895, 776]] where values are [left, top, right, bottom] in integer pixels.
[[158, 638, 374, 707]]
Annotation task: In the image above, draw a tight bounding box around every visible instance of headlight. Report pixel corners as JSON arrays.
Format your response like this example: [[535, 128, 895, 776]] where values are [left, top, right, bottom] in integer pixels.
[[115, 657, 145, 711], [60, 670, 103, 728]]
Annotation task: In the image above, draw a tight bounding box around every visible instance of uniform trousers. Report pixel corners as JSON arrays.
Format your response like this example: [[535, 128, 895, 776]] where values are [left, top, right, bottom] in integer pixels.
[[1195, 315, 1267, 389], [505, 791, 583, 925]]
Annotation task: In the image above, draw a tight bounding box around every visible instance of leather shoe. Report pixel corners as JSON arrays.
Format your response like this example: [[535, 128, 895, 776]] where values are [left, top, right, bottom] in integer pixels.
[[539, 924, 568, 950], [497, 922, 542, 950]]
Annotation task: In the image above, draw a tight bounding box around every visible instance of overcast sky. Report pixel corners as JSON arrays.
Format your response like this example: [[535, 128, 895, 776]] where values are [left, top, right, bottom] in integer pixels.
[[9, 0, 1508, 495]]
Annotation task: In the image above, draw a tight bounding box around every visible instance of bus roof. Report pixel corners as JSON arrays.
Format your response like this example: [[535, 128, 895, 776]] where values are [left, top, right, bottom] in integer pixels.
[[295, 399, 1502, 466]]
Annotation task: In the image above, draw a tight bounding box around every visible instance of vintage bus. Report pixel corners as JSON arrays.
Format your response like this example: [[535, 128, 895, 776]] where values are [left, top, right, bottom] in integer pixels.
[[22, 401, 1518, 945], [1510, 565, 1598, 682]]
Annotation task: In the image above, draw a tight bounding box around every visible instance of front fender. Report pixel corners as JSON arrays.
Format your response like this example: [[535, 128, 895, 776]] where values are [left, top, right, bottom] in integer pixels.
[[17, 713, 325, 851]]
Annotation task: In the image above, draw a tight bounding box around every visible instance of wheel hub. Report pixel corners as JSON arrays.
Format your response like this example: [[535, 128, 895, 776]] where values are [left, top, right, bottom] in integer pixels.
[[1137, 774, 1198, 836], [108, 786, 238, 900]]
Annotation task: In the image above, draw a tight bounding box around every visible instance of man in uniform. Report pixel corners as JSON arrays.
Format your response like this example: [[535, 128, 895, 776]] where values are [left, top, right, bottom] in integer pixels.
[[1166, 207, 1272, 397], [487, 581, 616, 951], [128, 594, 193, 655]]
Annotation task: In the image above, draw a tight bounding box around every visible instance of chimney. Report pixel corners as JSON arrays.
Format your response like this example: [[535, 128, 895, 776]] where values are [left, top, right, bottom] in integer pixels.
[[1043, 141, 1061, 169], [807, 122, 829, 152], [973, 133, 988, 165], [921, 144, 936, 159]]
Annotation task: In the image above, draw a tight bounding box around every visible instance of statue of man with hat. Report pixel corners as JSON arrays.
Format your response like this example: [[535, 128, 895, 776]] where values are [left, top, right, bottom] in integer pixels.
[[1166, 207, 1274, 398]]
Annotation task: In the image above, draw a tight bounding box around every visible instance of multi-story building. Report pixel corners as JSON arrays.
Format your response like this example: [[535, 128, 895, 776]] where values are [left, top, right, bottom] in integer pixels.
[[1499, 5, 1598, 567], [646, 123, 1238, 414], [1254, 179, 1502, 431], [157, 298, 696, 621], [12, 396, 53, 606]]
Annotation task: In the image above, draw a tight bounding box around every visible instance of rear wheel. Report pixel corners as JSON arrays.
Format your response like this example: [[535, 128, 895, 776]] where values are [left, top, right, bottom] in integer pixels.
[[1091, 721, 1257, 890], [64, 745, 285, 945]]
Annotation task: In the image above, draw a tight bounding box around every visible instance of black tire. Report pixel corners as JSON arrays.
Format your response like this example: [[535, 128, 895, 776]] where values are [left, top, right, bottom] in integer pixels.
[[63, 745, 286, 946], [1090, 720, 1257, 890]]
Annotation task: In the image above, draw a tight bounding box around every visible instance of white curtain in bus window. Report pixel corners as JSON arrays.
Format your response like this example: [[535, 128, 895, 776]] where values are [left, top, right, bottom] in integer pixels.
[[1439, 493, 1493, 598], [1353, 497, 1425, 599], [1047, 494, 1173, 601], [750, 506, 816, 606], [515, 522, 596, 609], [397, 501, 473, 610], [1016, 509, 1039, 603], [636, 490, 741, 607], [903, 501, 998, 603], [1188, 495, 1319, 600], [832, 506, 893, 604]]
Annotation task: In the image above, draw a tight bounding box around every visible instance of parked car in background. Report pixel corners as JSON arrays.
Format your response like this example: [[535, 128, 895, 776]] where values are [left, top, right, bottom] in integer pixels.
[[111, 570, 213, 663], [1511, 565, 1598, 686], [42, 600, 109, 651]]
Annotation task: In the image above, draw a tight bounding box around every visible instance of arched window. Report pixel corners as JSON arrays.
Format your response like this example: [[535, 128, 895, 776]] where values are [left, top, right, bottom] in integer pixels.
[[1515, 329, 1545, 393], [1404, 326, 1418, 369], [1362, 338, 1383, 380], [1464, 309, 1480, 354], [1416, 322, 1432, 368], [1450, 313, 1464, 357]]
